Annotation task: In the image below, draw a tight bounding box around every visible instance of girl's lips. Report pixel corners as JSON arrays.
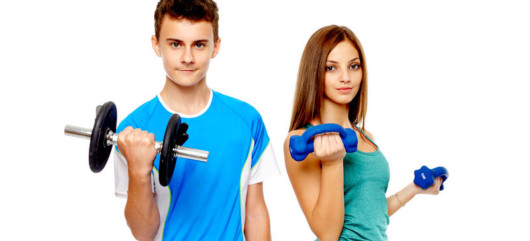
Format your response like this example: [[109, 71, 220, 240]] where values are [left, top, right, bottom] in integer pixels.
[[337, 87, 352, 93]]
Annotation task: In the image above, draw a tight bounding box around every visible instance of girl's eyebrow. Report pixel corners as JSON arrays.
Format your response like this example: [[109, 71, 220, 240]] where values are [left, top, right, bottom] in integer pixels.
[[326, 57, 360, 64]]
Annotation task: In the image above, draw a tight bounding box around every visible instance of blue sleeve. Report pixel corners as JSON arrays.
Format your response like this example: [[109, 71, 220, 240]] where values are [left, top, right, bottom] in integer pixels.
[[250, 110, 270, 168]]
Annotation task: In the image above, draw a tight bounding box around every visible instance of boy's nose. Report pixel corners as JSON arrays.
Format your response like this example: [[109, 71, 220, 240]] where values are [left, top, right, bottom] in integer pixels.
[[181, 47, 195, 64]]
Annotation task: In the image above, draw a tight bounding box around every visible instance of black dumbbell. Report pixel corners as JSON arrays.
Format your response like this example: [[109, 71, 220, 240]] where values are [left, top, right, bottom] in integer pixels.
[[64, 101, 209, 186]]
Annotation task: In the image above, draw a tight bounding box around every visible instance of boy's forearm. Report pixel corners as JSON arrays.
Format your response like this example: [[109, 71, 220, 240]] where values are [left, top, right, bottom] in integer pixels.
[[245, 211, 271, 241], [125, 175, 160, 241]]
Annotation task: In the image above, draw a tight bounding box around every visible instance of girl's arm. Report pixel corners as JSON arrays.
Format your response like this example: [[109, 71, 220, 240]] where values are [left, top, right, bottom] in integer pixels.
[[284, 130, 346, 241], [387, 178, 443, 217], [363, 131, 443, 217]]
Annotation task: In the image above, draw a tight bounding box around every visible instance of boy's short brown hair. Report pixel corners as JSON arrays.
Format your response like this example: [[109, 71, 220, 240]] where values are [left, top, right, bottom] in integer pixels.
[[154, 0, 219, 41]]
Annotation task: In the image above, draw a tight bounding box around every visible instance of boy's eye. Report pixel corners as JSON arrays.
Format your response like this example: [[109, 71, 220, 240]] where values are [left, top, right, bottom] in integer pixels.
[[195, 43, 205, 48], [171, 42, 181, 48], [325, 66, 336, 71]]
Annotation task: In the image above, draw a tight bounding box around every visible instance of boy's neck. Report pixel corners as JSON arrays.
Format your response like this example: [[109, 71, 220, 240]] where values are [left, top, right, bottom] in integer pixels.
[[160, 76, 211, 116]]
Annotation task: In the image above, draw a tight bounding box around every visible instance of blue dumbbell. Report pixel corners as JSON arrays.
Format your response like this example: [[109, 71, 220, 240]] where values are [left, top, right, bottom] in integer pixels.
[[413, 165, 449, 191], [289, 124, 358, 161]]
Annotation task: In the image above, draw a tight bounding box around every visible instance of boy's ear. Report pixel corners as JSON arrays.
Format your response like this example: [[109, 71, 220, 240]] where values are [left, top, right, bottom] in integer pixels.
[[152, 35, 162, 57], [211, 38, 221, 59]]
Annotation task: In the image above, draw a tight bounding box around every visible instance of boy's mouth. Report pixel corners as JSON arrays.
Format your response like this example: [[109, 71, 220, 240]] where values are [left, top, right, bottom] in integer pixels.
[[178, 69, 197, 73]]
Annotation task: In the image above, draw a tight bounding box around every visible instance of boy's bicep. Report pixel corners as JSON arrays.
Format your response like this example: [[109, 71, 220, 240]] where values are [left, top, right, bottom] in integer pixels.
[[245, 182, 266, 216]]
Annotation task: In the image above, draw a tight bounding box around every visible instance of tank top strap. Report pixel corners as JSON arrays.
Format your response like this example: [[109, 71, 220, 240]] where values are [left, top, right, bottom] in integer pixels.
[[303, 123, 312, 130], [351, 123, 378, 149]]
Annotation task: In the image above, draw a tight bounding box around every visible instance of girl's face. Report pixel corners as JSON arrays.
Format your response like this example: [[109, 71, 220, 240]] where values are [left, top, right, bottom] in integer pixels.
[[323, 40, 363, 106]]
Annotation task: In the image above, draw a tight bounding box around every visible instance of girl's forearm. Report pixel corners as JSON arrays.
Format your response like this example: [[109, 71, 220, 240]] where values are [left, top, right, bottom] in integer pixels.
[[310, 161, 345, 241], [387, 182, 420, 217]]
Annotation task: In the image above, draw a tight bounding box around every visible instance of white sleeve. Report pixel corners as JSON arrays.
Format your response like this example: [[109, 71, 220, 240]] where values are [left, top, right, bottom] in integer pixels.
[[113, 149, 156, 198], [113, 149, 129, 198], [249, 144, 280, 185]]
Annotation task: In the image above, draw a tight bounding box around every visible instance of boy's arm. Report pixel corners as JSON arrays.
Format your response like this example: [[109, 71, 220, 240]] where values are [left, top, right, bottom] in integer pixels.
[[125, 176, 160, 241], [118, 127, 160, 241], [244, 182, 271, 241]]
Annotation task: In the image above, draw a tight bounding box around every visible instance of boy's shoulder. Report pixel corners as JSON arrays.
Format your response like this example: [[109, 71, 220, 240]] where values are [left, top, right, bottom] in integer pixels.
[[117, 96, 160, 131], [213, 90, 261, 119]]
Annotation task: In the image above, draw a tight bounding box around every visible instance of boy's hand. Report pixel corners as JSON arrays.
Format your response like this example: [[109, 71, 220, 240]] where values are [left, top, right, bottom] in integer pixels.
[[117, 126, 157, 179]]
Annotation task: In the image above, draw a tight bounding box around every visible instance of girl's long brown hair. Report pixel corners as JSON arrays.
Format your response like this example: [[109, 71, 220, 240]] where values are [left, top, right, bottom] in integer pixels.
[[289, 25, 368, 132]]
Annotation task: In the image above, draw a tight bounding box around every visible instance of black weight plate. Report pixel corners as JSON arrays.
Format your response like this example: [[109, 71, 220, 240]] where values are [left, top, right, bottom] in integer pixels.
[[89, 102, 117, 173], [159, 114, 181, 186], [176, 123, 189, 146]]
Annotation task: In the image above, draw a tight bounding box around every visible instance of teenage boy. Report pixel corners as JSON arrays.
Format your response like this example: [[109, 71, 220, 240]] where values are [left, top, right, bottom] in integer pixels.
[[113, 0, 279, 240]]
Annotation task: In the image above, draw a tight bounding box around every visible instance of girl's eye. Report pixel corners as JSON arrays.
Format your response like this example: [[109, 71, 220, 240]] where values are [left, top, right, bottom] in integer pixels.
[[350, 64, 360, 70], [326, 66, 336, 71]]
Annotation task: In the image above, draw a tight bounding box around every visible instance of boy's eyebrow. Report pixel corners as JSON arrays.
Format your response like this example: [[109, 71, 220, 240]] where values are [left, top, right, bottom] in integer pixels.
[[166, 38, 182, 42], [165, 38, 209, 43]]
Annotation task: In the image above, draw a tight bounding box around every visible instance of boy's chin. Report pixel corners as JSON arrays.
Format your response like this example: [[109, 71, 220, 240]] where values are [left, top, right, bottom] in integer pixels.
[[167, 75, 205, 87]]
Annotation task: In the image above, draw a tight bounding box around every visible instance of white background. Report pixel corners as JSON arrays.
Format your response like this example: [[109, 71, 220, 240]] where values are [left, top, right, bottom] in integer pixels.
[[1, 0, 529, 240]]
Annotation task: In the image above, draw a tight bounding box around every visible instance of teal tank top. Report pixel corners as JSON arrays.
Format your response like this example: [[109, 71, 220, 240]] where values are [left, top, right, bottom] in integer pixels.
[[341, 135, 390, 241], [307, 124, 390, 241]]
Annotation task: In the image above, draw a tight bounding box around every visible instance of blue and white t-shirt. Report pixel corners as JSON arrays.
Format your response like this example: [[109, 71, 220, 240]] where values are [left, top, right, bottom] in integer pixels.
[[113, 90, 279, 241]]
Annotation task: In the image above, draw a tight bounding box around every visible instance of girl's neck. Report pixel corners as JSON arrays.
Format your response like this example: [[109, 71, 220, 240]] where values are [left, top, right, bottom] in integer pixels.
[[314, 98, 352, 128], [160, 76, 211, 116]]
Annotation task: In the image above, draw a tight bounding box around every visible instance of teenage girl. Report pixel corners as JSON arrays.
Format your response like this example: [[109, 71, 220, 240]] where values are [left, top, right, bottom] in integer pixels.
[[283, 25, 443, 241]]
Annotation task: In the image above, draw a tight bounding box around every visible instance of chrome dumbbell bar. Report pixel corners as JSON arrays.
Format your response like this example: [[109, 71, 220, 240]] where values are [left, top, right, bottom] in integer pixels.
[[64, 125, 208, 162]]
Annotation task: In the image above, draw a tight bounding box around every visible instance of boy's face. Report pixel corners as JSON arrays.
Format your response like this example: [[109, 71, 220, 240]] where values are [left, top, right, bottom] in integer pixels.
[[152, 15, 220, 87]]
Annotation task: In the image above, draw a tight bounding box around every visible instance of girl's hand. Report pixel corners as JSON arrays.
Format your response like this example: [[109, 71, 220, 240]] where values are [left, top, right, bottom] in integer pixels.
[[312, 133, 346, 165], [414, 177, 443, 195]]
